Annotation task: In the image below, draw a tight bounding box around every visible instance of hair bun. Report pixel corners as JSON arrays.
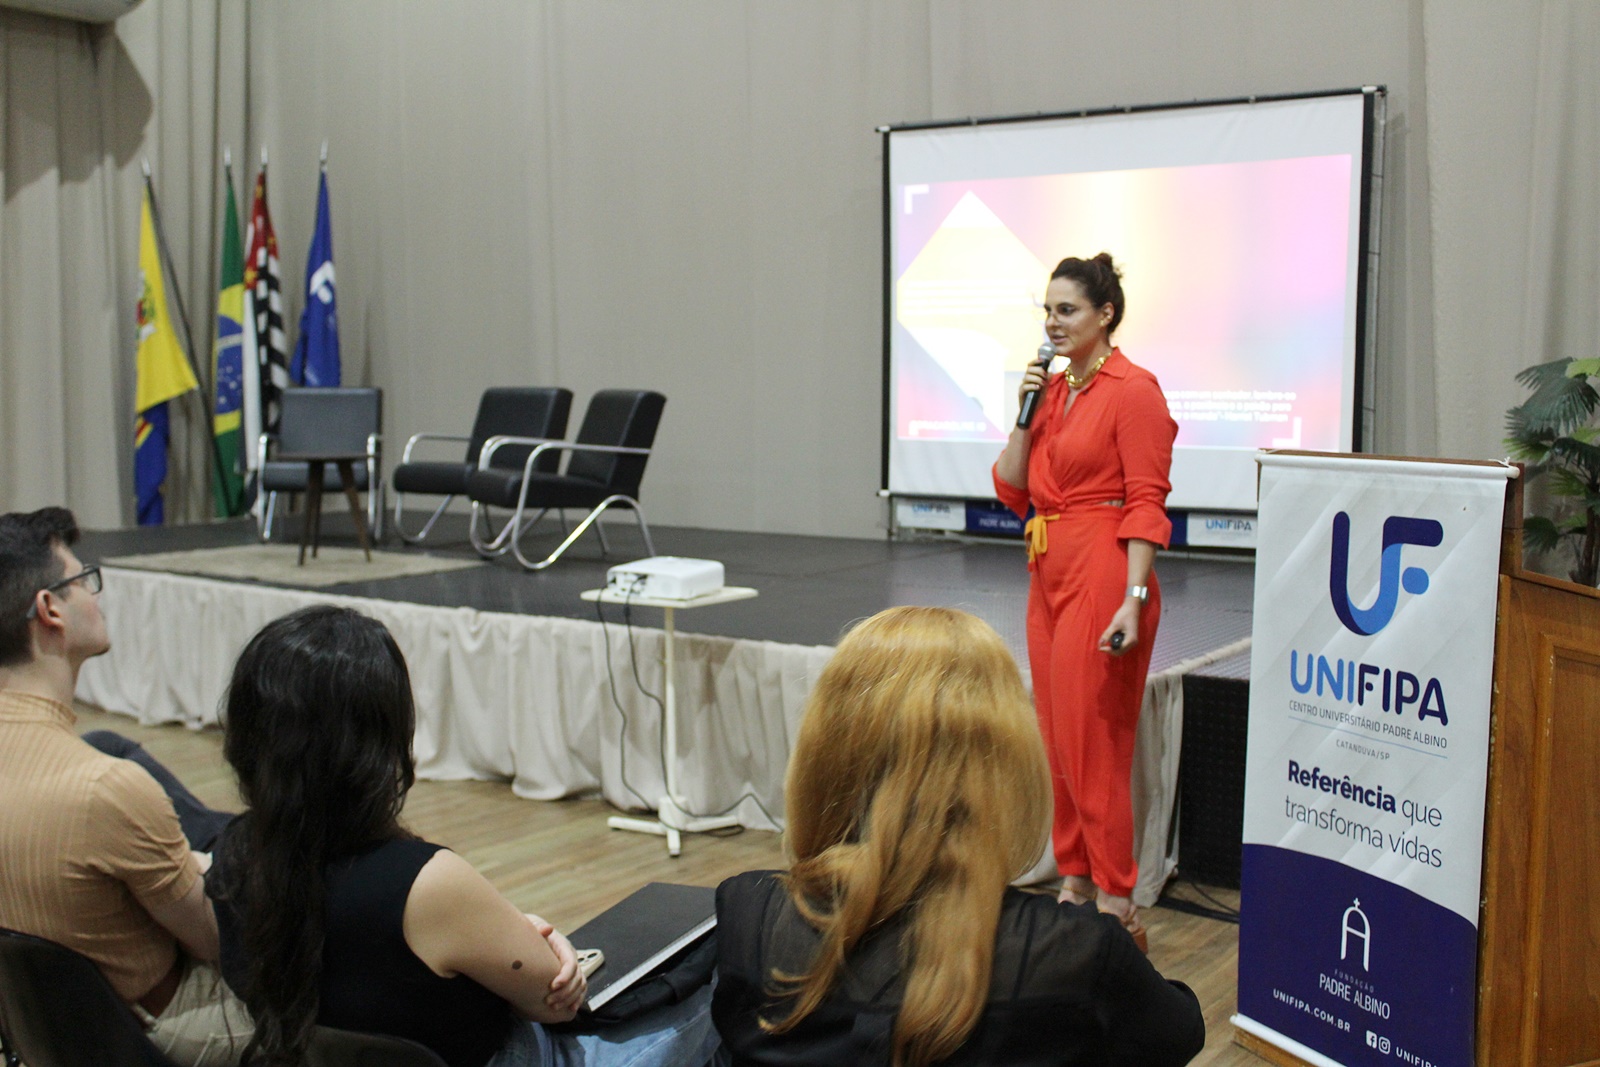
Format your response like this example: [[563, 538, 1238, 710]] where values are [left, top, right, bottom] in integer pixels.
[[1092, 251, 1119, 275]]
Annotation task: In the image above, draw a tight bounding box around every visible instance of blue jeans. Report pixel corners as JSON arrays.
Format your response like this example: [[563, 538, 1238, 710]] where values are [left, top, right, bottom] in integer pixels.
[[487, 982, 720, 1067]]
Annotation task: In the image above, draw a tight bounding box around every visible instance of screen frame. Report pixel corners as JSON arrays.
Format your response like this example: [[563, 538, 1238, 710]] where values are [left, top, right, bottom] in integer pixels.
[[878, 86, 1386, 511]]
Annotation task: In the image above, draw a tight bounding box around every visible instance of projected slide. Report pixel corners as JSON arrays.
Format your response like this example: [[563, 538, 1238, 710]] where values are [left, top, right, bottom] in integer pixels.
[[897, 158, 1350, 446], [885, 92, 1374, 512]]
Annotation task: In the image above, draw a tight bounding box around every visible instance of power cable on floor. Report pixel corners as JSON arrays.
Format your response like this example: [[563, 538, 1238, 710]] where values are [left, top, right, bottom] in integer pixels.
[[594, 588, 781, 834], [1155, 871, 1240, 924], [595, 594, 657, 810], [620, 596, 780, 832]]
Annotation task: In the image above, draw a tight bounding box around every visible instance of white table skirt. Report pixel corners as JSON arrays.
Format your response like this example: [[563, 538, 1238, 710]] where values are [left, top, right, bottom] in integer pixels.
[[79, 567, 832, 831]]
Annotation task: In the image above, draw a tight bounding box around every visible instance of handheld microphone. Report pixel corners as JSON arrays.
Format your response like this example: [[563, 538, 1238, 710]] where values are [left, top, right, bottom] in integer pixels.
[[1015, 342, 1055, 429]]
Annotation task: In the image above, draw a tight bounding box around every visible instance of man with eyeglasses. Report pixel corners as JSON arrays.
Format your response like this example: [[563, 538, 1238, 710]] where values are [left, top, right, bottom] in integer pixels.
[[0, 507, 252, 1065]]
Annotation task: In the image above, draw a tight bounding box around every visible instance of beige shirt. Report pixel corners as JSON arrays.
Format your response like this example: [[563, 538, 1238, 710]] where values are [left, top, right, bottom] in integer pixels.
[[0, 691, 200, 1002]]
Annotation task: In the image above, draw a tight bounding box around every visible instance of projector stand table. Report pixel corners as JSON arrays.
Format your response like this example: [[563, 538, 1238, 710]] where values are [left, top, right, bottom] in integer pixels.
[[580, 586, 759, 856]]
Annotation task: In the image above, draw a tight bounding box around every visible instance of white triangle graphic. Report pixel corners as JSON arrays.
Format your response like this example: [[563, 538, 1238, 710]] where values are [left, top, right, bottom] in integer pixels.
[[941, 192, 1004, 230]]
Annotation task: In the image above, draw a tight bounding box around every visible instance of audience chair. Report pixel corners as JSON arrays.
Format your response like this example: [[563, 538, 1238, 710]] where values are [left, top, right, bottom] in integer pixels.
[[258, 387, 384, 544], [0, 926, 181, 1067], [467, 389, 665, 570], [304, 1025, 450, 1067], [390, 387, 573, 544]]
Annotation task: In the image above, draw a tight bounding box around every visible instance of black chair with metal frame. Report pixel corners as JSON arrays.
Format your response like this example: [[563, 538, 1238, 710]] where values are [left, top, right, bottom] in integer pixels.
[[390, 387, 573, 545], [304, 1024, 450, 1067], [0, 926, 182, 1067], [257, 387, 384, 544], [466, 389, 665, 570]]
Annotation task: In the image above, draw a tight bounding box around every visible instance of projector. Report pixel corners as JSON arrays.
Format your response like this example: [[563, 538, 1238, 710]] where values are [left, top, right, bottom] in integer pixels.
[[605, 557, 725, 600]]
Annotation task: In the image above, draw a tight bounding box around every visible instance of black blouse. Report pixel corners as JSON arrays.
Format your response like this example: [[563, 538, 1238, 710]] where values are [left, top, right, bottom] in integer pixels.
[[712, 870, 1203, 1066], [214, 836, 515, 1067]]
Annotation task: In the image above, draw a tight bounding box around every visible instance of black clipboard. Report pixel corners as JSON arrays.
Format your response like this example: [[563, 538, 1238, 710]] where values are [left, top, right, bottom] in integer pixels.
[[570, 882, 717, 1010]]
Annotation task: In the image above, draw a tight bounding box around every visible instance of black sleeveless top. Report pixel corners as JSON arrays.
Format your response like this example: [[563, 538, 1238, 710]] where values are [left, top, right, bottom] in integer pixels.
[[712, 870, 1204, 1066], [214, 836, 515, 1067]]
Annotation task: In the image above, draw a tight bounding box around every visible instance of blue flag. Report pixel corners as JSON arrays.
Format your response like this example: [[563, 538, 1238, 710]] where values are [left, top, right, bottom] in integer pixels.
[[134, 404, 171, 525], [291, 170, 339, 386]]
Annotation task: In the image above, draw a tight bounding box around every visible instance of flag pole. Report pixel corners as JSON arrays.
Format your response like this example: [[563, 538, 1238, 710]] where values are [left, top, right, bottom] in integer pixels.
[[143, 159, 230, 521], [142, 161, 204, 389]]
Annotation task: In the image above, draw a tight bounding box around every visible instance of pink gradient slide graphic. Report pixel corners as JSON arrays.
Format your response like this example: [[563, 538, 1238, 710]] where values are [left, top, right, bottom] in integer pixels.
[[895, 156, 1353, 449]]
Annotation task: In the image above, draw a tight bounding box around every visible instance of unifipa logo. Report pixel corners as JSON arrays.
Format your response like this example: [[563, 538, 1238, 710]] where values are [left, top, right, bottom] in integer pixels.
[[1329, 513, 1444, 636]]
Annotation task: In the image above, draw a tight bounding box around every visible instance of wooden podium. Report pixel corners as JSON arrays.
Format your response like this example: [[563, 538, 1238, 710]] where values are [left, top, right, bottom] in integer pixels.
[[1474, 475, 1600, 1067], [1236, 474, 1600, 1067]]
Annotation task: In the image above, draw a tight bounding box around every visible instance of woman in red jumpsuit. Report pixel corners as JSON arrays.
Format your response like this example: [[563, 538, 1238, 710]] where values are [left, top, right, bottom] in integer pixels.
[[993, 253, 1176, 947]]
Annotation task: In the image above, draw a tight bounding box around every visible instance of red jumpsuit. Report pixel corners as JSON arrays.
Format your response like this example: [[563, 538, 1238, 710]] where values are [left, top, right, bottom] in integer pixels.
[[993, 349, 1176, 898]]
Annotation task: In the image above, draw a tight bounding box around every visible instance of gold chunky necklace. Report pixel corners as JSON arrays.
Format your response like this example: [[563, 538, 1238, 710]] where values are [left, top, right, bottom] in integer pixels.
[[1062, 350, 1111, 389]]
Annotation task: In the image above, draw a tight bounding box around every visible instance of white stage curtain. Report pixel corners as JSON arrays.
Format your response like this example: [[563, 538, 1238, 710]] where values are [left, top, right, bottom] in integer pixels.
[[1131, 637, 1252, 906], [77, 567, 833, 831], [0, 2, 247, 527], [1423, 0, 1600, 470], [1129, 670, 1184, 907], [0, 12, 128, 529]]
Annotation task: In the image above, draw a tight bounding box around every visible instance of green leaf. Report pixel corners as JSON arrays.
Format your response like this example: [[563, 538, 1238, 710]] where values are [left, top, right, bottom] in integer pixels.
[[1503, 433, 1552, 464], [1523, 515, 1566, 553], [1510, 359, 1600, 573], [1514, 370, 1599, 435], [1548, 467, 1588, 499], [1559, 514, 1589, 534], [1550, 436, 1600, 480], [1504, 406, 1534, 440], [1515, 359, 1576, 390], [1502, 415, 1555, 454], [1512, 358, 1600, 431]]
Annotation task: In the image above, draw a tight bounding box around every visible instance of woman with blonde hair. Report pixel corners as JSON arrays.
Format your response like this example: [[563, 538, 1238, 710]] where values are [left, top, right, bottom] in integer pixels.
[[711, 606, 1203, 1066]]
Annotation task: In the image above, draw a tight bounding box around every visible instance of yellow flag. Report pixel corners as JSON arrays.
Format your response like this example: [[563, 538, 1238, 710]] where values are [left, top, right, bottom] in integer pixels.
[[135, 190, 198, 413]]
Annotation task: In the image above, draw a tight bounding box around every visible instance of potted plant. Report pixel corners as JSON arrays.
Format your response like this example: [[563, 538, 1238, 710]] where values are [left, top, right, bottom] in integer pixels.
[[1504, 356, 1600, 586]]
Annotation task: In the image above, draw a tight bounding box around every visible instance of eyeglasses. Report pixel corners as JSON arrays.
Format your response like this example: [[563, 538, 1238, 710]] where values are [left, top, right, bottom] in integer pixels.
[[24, 565, 103, 620]]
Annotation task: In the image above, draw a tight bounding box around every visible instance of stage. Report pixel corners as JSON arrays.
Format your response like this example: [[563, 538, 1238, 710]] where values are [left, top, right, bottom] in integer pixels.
[[77, 515, 1254, 901], [79, 514, 1253, 667]]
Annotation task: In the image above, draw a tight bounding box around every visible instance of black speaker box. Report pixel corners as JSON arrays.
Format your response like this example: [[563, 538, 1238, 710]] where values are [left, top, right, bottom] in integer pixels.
[[1177, 673, 1250, 889]]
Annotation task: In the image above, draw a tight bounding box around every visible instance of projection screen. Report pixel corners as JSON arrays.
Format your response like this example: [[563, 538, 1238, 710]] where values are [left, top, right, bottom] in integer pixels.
[[882, 89, 1381, 514]]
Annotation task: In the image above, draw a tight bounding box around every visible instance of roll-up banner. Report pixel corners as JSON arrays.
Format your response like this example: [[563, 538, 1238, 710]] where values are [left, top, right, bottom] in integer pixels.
[[1234, 453, 1515, 1067]]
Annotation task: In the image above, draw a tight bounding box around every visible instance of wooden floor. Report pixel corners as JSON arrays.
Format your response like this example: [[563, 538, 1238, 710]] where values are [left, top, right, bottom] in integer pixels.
[[79, 705, 1268, 1066]]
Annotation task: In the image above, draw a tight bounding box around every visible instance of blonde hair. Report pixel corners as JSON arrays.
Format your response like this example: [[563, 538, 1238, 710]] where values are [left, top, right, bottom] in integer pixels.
[[768, 606, 1052, 1067]]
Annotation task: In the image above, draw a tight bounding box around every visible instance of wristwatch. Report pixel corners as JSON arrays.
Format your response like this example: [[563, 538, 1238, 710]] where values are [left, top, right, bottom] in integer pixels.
[[1125, 585, 1149, 603]]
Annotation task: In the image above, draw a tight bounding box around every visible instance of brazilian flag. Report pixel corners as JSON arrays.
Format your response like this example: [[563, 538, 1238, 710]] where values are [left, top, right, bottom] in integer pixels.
[[212, 169, 247, 516]]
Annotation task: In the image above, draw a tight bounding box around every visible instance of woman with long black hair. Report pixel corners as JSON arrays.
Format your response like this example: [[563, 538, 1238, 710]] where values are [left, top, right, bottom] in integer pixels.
[[209, 605, 718, 1067]]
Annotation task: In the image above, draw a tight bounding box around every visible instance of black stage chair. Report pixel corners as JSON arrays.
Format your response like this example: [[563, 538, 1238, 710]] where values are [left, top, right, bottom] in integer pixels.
[[467, 389, 665, 570], [390, 387, 573, 545], [304, 1025, 450, 1067], [258, 387, 384, 543], [0, 926, 181, 1067]]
